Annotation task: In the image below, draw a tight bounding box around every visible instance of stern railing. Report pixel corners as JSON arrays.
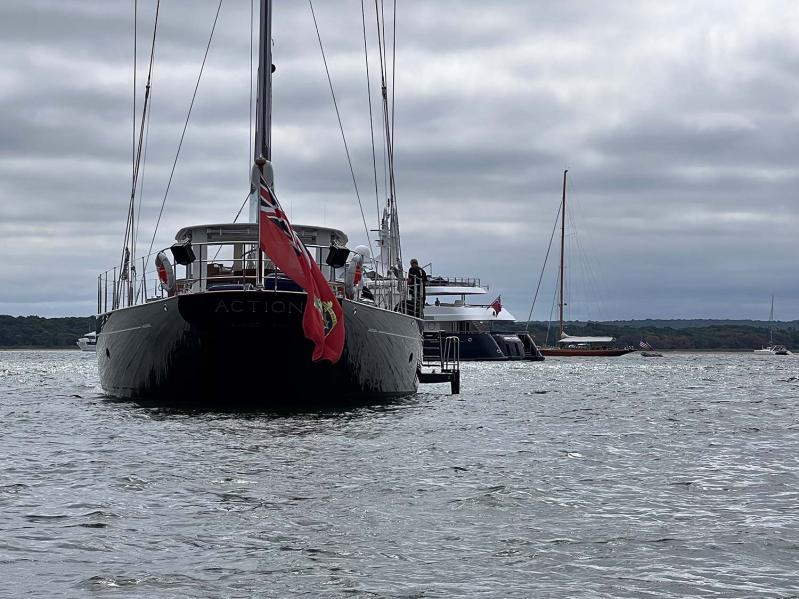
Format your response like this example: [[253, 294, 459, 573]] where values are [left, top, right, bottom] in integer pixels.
[[98, 240, 412, 316]]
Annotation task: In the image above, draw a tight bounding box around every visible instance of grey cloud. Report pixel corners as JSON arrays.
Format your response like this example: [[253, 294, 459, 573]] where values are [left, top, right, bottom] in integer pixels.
[[1, 0, 798, 319]]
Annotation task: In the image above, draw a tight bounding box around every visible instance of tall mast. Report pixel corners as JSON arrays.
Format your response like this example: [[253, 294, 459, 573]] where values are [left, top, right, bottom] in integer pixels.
[[254, 0, 272, 163], [559, 169, 567, 339], [770, 295, 774, 345], [252, 0, 273, 288]]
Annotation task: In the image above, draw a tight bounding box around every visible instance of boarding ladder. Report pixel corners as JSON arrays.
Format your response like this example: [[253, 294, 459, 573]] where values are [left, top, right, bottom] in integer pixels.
[[418, 331, 461, 394]]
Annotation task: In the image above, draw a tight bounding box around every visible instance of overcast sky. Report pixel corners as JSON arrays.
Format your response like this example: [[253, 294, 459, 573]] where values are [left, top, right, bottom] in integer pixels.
[[0, 0, 797, 321]]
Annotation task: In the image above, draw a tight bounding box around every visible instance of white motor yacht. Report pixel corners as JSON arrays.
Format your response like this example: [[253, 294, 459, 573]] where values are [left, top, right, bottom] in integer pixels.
[[423, 276, 542, 361], [76, 331, 97, 352]]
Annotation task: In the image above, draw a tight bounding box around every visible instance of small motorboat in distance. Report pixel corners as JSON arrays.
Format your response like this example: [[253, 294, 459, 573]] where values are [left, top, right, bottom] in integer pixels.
[[76, 331, 97, 352], [755, 345, 792, 356]]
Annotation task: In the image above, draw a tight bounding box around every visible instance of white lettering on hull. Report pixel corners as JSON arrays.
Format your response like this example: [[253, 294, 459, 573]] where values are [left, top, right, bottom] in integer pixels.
[[214, 299, 303, 315]]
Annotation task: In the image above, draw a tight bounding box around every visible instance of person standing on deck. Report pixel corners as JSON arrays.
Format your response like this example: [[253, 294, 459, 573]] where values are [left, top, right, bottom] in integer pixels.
[[407, 259, 428, 317]]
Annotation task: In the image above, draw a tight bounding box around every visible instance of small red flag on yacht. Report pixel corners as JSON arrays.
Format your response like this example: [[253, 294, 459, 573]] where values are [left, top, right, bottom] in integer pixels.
[[255, 166, 345, 363], [490, 295, 502, 314]]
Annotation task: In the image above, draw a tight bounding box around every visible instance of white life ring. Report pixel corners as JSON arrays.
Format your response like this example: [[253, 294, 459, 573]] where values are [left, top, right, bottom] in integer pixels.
[[155, 251, 176, 296]]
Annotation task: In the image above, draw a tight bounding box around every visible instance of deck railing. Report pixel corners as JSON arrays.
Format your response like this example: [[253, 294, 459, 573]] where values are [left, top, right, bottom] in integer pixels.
[[426, 275, 485, 289], [98, 241, 410, 315]]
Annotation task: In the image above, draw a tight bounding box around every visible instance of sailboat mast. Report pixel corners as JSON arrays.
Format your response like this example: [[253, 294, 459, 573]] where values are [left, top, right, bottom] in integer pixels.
[[254, 0, 272, 162], [252, 0, 273, 288], [770, 295, 774, 345], [559, 169, 567, 339]]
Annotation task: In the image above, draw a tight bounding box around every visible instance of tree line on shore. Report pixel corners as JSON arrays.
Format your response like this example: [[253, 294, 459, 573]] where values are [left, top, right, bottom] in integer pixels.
[[506, 320, 799, 350], [0, 314, 797, 350], [0, 315, 94, 348]]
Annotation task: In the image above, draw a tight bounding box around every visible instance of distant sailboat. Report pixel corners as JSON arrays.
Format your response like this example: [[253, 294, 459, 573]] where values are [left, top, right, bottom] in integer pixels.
[[538, 170, 635, 357], [639, 339, 662, 358], [754, 296, 792, 355]]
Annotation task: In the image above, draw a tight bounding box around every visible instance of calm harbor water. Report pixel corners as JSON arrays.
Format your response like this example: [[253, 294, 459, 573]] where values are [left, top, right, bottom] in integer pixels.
[[1, 350, 798, 598]]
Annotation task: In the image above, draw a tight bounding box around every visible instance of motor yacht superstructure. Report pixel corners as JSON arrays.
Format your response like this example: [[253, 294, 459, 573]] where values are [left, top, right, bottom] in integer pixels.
[[424, 276, 542, 361]]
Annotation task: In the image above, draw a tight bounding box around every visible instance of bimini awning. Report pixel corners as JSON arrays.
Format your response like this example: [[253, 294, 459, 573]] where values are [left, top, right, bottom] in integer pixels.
[[557, 336, 615, 344]]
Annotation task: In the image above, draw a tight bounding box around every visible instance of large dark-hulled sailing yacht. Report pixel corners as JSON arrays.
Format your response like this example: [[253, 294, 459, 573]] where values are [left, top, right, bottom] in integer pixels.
[[96, 1, 421, 403]]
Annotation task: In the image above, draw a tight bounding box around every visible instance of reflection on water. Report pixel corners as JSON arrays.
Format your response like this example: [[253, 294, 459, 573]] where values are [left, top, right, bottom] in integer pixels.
[[1, 350, 798, 597]]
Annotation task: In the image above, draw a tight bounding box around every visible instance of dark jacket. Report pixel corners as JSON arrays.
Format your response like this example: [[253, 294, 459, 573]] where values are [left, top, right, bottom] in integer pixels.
[[408, 265, 427, 298]]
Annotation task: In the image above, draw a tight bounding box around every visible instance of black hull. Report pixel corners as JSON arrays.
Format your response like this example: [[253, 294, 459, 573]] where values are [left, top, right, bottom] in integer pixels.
[[448, 332, 539, 361], [97, 291, 421, 405]]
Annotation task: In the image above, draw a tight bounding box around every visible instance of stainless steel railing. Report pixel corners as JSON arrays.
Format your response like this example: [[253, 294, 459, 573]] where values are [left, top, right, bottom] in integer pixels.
[[426, 275, 486, 289], [97, 240, 413, 316]]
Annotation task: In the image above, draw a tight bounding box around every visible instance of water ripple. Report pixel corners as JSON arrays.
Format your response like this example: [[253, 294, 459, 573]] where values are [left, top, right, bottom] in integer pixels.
[[0, 350, 798, 597]]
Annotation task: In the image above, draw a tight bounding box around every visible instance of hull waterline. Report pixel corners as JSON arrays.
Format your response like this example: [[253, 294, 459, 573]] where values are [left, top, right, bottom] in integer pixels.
[[539, 348, 636, 357]]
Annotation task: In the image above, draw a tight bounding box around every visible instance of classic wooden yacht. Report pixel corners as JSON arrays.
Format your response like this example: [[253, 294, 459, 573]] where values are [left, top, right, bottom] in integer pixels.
[[538, 170, 635, 358], [541, 335, 635, 357], [95, 0, 421, 403], [423, 276, 543, 361]]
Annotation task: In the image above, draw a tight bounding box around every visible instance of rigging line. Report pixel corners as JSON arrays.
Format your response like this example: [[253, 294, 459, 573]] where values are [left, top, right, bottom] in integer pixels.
[[373, 0, 394, 192], [360, 0, 380, 221], [308, 0, 374, 259], [129, 0, 137, 270], [385, 0, 398, 229], [382, 71, 401, 268], [233, 191, 251, 222], [373, 0, 389, 202], [127, 0, 160, 248], [370, 0, 402, 300], [575, 201, 610, 322], [134, 107, 152, 302], [379, 0, 387, 72], [571, 211, 594, 321], [390, 0, 396, 155], [133, 3, 160, 283], [209, 191, 251, 264], [545, 264, 560, 346], [145, 0, 224, 264], [134, 92, 153, 260], [133, 0, 137, 194], [119, 0, 160, 302], [525, 201, 562, 331], [373, 0, 398, 227], [567, 185, 605, 322]]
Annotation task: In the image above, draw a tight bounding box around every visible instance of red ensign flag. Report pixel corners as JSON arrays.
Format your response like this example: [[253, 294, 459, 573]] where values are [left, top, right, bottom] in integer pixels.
[[490, 296, 502, 314], [255, 166, 345, 363]]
